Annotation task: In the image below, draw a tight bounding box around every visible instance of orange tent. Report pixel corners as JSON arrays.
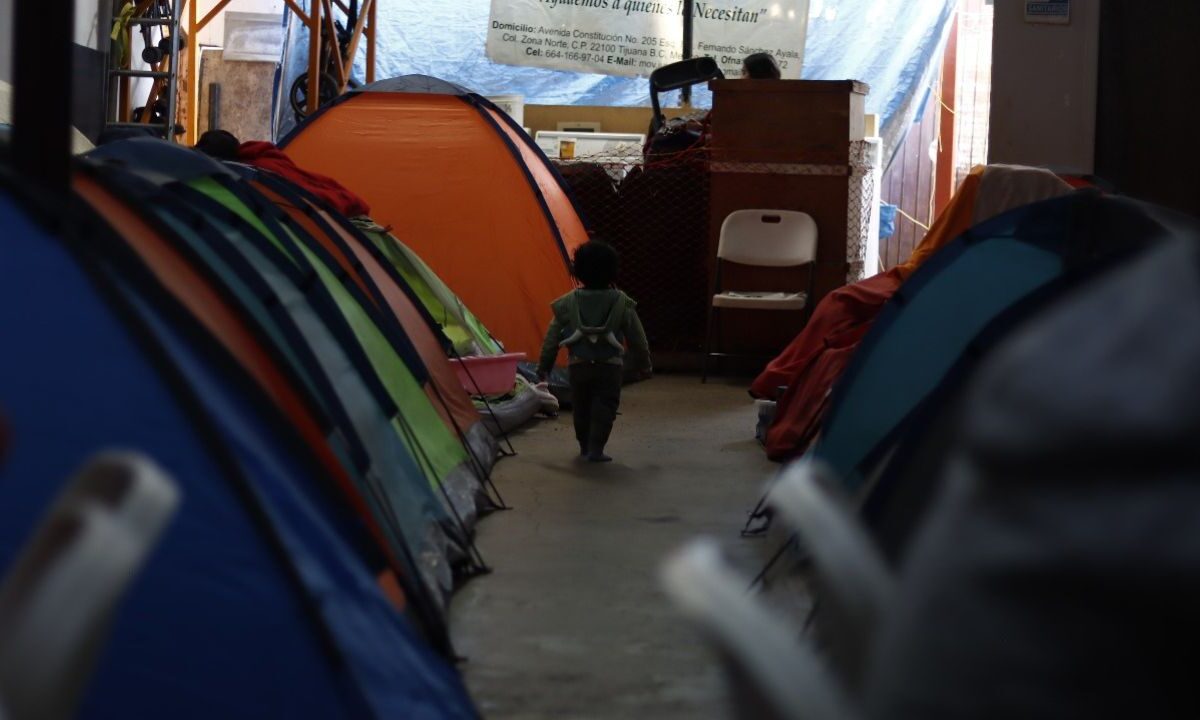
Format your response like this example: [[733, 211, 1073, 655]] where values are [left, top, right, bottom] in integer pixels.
[[281, 75, 589, 358]]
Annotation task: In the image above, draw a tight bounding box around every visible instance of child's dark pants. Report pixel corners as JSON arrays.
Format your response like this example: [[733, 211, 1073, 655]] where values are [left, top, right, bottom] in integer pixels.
[[568, 363, 623, 455]]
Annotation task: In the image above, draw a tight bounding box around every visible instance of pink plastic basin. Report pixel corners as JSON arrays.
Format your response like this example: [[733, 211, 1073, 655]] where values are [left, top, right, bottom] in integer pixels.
[[449, 352, 527, 396]]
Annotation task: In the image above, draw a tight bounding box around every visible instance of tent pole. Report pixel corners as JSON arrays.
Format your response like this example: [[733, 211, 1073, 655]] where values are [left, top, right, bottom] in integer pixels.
[[451, 346, 520, 458], [13, 0, 74, 195], [748, 534, 798, 591], [740, 492, 773, 536], [680, 0, 694, 106], [392, 411, 491, 575], [427, 377, 511, 510]]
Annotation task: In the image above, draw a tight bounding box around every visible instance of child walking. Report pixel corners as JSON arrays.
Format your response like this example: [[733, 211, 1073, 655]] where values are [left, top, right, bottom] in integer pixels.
[[537, 241, 652, 463]]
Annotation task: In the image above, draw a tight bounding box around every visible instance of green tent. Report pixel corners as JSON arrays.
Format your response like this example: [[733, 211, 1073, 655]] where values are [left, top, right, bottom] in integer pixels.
[[82, 140, 487, 604], [352, 218, 504, 357], [187, 176, 488, 529]]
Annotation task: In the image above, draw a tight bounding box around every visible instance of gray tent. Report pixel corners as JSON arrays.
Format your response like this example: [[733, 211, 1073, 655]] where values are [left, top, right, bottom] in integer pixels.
[[864, 227, 1200, 719]]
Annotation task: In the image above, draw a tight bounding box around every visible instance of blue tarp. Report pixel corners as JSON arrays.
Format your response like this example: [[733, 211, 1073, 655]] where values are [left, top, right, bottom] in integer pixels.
[[273, 0, 956, 167]]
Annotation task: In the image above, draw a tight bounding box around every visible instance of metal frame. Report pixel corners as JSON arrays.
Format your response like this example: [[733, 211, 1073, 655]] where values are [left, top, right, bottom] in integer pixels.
[[111, 0, 182, 139], [273, 0, 378, 136], [168, 0, 378, 144], [767, 460, 896, 687]]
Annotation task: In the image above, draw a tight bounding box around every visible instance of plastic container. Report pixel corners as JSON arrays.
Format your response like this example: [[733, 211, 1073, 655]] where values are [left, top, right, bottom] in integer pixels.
[[449, 352, 527, 396]]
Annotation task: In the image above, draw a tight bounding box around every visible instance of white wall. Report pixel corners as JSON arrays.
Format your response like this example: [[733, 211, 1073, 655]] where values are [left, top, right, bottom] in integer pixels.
[[988, 0, 1099, 174], [195, 0, 285, 46], [1, 0, 102, 87], [75, 0, 105, 50]]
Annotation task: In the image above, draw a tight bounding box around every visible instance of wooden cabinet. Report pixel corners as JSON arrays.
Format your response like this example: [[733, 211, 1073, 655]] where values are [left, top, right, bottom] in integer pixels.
[[707, 79, 870, 357]]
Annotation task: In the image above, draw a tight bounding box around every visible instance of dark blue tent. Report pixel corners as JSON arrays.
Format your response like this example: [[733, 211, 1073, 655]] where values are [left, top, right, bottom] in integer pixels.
[[0, 183, 477, 717], [814, 192, 1185, 495], [78, 141, 477, 608]]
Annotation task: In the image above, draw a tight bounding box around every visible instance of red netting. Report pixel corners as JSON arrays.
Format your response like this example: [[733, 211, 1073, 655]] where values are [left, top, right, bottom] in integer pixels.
[[553, 135, 880, 355], [554, 142, 712, 355]]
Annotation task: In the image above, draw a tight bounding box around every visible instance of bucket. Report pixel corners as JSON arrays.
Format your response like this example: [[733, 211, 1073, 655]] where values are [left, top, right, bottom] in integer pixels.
[[449, 352, 527, 396]]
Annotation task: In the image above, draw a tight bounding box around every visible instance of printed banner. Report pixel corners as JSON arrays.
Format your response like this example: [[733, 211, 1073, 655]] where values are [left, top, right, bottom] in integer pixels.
[[695, 0, 808, 79], [486, 0, 808, 79]]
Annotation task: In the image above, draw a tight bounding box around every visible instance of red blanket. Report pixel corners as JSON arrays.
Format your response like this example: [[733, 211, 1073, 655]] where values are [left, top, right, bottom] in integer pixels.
[[750, 270, 903, 400], [237, 141, 371, 218], [754, 271, 903, 460], [751, 165, 1074, 461]]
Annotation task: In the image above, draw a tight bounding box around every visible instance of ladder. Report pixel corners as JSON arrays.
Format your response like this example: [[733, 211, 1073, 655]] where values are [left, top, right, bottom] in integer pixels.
[[105, 0, 183, 141]]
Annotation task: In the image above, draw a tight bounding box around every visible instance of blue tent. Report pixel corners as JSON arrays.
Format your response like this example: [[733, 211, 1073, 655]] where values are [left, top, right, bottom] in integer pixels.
[[814, 192, 1186, 496], [79, 140, 478, 608], [0, 181, 477, 717]]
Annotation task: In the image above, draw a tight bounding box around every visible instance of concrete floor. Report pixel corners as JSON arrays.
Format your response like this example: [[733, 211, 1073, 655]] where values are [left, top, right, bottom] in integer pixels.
[[449, 374, 781, 720]]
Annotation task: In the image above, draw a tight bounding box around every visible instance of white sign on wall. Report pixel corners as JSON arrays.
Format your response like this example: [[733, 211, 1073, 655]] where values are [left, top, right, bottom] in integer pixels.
[[486, 0, 808, 80]]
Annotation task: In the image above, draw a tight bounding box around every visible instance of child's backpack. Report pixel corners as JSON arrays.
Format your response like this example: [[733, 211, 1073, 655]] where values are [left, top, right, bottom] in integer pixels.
[[559, 290, 628, 363]]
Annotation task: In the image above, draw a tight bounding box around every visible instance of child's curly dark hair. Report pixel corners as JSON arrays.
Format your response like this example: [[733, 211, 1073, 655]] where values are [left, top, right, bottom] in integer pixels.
[[572, 241, 619, 289]]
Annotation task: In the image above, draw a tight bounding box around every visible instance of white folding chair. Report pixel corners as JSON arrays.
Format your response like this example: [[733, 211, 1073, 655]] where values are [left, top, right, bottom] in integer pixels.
[[0, 453, 180, 720], [767, 460, 896, 689], [702, 209, 818, 382], [662, 538, 855, 720]]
